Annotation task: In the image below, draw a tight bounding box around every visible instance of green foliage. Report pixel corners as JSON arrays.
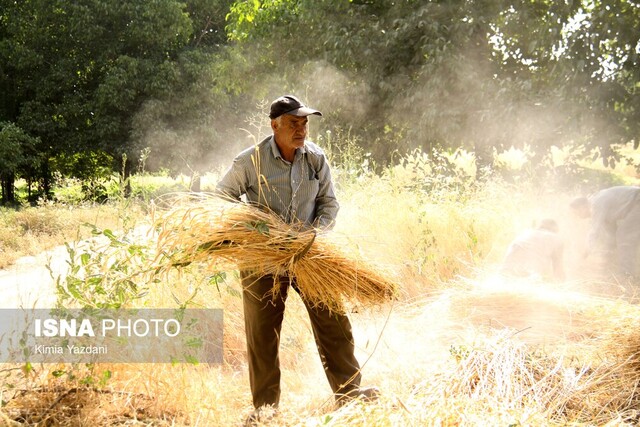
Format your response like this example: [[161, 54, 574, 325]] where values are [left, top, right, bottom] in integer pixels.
[[386, 148, 478, 200], [227, 0, 297, 41], [186, 0, 235, 48], [51, 151, 114, 181], [0, 0, 234, 199], [0, 123, 27, 174], [225, 0, 640, 168], [1, 0, 639, 196], [54, 226, 155, 310], [0, 122, 42, 203], [317, 128, 376, 185], [49, 365, 113, 388]]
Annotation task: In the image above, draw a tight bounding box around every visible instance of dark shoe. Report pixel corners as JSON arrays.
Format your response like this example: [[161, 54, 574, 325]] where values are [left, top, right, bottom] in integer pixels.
[[244, 405, 277, 426], [358, 386, 380, 401], [336, 386, 380, 406]]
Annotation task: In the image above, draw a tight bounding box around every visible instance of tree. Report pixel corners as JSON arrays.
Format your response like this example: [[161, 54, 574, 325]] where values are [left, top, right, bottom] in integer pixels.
[[129, 0, 242, 189], [555, 0, 640, 164], [0, 0, 214, 196], [0, 122, 40, 204], [225, 0, 639, 169], [2, 0, 636, 197]]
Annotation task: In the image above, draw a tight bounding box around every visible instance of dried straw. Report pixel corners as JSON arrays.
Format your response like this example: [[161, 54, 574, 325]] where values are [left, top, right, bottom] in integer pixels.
[[153, 194, 398, 311]]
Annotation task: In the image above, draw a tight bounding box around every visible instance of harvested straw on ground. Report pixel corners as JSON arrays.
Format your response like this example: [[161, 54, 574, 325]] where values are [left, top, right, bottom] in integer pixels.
[[154, 195, 398, 311]]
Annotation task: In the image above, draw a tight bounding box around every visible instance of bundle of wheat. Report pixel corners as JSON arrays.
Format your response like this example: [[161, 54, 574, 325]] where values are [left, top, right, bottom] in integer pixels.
[[153, 194, 398, 311]]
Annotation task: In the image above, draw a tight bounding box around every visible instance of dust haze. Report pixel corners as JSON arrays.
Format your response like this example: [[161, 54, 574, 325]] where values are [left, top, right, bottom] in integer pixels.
[[129, 19, 635, 335]]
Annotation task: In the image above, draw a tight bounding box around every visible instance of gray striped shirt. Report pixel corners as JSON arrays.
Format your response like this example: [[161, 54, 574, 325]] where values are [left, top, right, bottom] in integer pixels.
[[216, 135, 339, 228]]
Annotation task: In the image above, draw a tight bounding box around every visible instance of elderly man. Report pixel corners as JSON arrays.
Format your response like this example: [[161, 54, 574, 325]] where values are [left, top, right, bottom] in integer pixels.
[[501, 218, 565, 282], [216, 95, 377, 424], [570, 185, 640, 278]]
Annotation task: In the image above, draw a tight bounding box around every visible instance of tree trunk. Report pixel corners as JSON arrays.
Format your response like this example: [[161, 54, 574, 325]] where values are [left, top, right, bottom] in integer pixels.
[[1, 172, 15, 205], [120, 154, 133, 198], [42, 163, 53, 200]]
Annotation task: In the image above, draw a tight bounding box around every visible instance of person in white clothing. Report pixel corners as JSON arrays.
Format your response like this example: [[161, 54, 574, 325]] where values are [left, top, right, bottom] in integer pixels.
[[570, 186, 640, 278], [501, 218, 565, 281]]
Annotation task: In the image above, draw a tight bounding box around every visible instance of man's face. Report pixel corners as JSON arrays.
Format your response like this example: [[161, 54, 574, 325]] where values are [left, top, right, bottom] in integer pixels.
[[272, 114, 308, 152]]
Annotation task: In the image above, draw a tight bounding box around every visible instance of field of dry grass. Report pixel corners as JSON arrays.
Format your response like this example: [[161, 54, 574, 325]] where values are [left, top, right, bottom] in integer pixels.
[[2, 147, 640, 426], [0, 203, 136, 270]]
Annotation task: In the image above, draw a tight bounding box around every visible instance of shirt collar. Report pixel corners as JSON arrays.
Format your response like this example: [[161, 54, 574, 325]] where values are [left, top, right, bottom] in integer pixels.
[[268, 135, 307, 160]]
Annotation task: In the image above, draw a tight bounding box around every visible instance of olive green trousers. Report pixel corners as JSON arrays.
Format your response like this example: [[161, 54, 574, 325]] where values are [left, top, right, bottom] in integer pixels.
[[241, 272, 361, 408]]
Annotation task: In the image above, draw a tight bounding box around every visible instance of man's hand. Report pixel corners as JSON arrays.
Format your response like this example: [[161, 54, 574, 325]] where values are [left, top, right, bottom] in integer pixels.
[[293, 231, 316, 262]]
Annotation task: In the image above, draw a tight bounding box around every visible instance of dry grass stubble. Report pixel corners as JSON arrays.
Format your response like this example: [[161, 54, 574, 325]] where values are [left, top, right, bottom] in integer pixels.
[[5, 177, 640, 425]]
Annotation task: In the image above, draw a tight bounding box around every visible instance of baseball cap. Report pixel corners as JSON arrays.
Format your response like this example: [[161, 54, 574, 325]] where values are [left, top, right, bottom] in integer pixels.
[[269, 95, 323, 119]]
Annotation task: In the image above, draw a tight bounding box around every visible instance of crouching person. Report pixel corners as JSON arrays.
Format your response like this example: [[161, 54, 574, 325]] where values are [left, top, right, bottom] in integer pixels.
[[501, 218, 565, 282]]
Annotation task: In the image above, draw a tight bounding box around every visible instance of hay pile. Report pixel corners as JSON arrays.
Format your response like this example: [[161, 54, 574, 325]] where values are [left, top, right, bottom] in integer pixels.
[[153, 195, 398, 311]]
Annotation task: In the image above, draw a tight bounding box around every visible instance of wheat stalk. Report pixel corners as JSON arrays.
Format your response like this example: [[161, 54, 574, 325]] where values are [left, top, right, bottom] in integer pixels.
[[153, 194, 398, 311]]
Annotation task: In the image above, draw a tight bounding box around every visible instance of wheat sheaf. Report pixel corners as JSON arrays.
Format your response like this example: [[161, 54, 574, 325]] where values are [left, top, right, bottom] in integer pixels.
[[153, 194, 398, 311]]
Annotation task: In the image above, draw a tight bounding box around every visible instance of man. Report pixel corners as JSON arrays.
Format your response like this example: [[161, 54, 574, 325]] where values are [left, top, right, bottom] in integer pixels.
[[570, 185, 640, 278], [501, 218, 565, 282], [216, 95, 377, 424]]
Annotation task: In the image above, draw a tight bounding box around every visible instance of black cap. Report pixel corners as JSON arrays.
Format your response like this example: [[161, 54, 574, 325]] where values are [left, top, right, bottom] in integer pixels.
[[269, 95, 322, 120]]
